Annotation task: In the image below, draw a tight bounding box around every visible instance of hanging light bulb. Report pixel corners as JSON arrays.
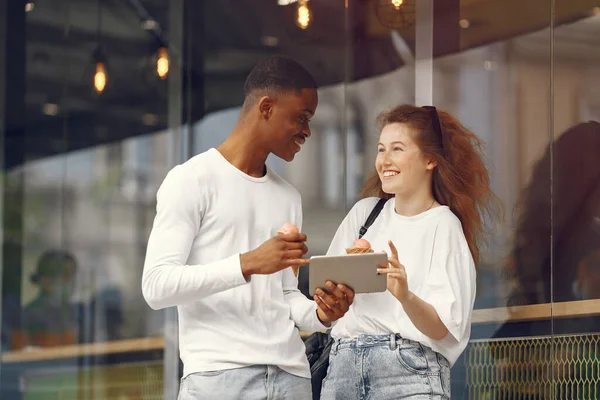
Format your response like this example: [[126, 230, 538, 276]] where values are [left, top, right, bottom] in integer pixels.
[[297, 0, 311, 30], [156, 46, 169, 79], [92, 47, 107, 94], [93, 0, 108, 94], [391, 0, 403, 10], [94, 62, 107, 93]]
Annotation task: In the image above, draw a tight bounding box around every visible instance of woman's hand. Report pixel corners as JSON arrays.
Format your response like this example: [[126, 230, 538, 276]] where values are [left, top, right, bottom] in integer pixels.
[[377, 240, 449, 340], [377, 240, 411, 303]]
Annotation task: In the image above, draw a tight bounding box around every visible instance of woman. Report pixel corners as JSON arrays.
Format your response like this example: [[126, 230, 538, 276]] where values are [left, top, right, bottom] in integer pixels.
[[491, 121, 600, 399], [320, 104, 500, 399]]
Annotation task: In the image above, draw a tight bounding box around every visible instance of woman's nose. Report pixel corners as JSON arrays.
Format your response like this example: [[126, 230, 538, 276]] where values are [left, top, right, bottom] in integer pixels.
[[381, 150, 392, 165]]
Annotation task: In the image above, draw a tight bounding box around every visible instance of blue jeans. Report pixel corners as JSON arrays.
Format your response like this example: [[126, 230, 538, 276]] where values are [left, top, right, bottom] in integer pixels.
[[178, 365, 311, 400], [321, 334, 451, 399]]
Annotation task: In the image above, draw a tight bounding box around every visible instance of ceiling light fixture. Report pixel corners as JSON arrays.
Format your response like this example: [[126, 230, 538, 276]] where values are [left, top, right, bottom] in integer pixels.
[[93, 0, 108, 94], [156, 46, 169, 79], [297, 0, 311, 29], [92, 47, 107, 94], [142, 20, 159, 31], [261, 36, 279, 47], [391, 0, 403, 11], [142, 113, 159, 126], [42, 103, 59, 116]]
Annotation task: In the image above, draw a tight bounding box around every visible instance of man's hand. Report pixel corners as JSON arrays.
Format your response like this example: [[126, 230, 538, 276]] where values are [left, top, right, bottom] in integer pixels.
[[314, 281, 355, 326], [240, 233, 310, 279]]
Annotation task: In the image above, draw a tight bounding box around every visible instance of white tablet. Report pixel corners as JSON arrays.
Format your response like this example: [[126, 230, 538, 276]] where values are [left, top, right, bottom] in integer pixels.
[[308, 252, 388, 296]]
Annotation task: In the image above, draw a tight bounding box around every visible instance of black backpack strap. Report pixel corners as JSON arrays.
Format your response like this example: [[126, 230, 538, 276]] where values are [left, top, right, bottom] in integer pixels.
[[358, 198, 388, 239]]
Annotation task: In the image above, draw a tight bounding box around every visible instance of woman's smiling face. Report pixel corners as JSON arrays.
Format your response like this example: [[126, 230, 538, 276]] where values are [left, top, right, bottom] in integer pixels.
[[376, 123, 436, 196]]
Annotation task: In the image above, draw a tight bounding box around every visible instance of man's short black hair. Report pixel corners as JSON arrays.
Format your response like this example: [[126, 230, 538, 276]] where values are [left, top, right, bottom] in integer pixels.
[[243, 56, 317, 102]]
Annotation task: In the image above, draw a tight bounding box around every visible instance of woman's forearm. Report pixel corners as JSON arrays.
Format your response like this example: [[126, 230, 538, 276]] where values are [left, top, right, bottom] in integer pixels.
[[399, 291, 449, 341]]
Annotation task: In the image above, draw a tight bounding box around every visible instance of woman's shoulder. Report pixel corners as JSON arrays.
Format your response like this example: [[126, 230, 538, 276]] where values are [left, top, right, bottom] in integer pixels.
[[335, 197, 386, 231], [433, 207, 471, 253], [327, 197, 386, 253], [435, 206, 463, 230], [353, 196, 383, 210], [349, 197, 385, 218]]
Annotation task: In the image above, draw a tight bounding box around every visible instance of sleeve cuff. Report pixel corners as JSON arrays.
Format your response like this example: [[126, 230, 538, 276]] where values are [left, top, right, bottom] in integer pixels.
[[430, 301, 462, 342], [220, 253, 249, 286], [312, 303, 337, 331]]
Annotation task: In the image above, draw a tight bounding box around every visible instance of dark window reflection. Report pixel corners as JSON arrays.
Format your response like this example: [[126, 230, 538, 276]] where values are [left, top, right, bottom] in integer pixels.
[[507, 121, 600, 306]]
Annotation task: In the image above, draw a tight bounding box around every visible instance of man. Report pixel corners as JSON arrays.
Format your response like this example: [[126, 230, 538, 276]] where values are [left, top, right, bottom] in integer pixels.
[[142, 56, 354, 399], [19, 250, 76, 348]]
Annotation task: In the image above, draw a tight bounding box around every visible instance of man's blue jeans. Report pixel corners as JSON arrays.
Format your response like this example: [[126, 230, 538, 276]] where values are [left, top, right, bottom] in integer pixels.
[[178, 365, 311, 400]]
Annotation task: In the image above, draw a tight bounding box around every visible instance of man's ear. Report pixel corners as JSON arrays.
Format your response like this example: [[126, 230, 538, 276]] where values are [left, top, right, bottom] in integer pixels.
[[258, 96, 273, 120]]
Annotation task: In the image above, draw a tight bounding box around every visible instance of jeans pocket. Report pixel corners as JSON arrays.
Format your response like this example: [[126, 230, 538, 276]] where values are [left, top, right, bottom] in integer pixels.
[[180, 371, 227, 398], [396, 345, 437, 375], [192, 370, 226, 377]]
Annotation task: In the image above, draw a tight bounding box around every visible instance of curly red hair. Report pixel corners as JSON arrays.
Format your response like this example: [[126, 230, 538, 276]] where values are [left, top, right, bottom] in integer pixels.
[[361, 104, 502, 264]]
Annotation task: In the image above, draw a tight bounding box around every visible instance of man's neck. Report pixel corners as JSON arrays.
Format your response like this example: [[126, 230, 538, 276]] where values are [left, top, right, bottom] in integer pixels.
[[217, 123, 269, 178]]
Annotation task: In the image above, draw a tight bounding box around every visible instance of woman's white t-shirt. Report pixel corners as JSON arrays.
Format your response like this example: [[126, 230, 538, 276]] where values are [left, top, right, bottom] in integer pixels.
[[327, 197, 476, 366]]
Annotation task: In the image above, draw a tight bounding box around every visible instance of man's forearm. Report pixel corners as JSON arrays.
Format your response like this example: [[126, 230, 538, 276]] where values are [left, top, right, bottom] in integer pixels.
[[142, 254, 247, 310]]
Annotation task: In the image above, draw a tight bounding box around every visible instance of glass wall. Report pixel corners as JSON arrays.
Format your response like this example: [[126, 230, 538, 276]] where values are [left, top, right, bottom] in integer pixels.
[[1, 0, 183, 398], [344, 1, 600, 398], [2, 0, 600, 398]]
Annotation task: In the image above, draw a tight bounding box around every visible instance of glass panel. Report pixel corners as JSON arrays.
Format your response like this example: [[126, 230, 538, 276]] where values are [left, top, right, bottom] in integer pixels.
[[1, 0, 176, 398], [346, 0, 560, 398], [550, 3, 600, 398], [448, 1, 555, 397]]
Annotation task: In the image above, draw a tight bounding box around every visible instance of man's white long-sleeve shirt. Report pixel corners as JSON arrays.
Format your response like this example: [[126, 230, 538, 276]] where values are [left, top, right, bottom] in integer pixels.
[[142, 148, 326, 379]]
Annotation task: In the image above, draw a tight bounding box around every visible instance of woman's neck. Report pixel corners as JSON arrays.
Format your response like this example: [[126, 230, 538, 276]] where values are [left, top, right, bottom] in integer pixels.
[[393, 189, 436, 217]]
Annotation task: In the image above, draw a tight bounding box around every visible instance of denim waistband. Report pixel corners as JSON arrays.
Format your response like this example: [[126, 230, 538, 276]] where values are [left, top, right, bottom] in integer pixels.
[[333, 334, 421, 352]]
